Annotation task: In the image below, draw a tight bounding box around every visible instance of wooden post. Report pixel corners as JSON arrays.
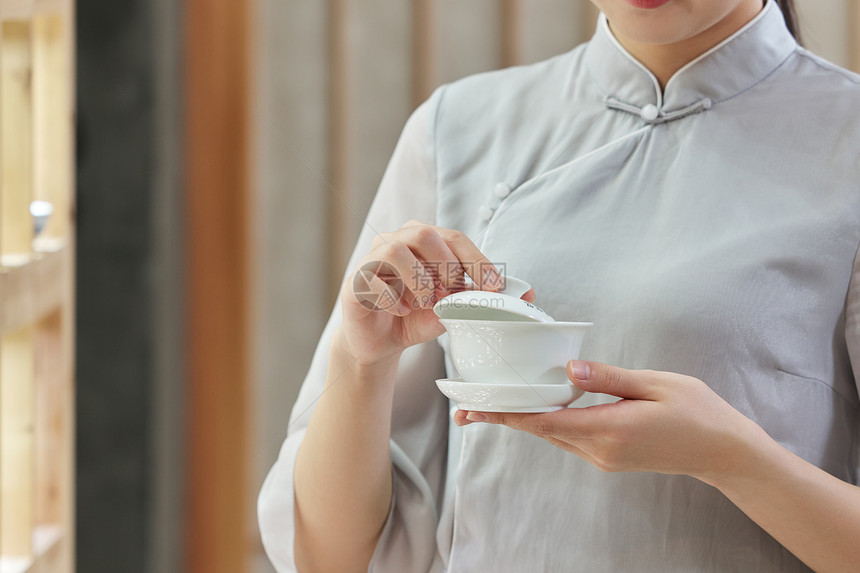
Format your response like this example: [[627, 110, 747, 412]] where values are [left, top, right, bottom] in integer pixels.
[[0, 326, 36, 558], [34, 313, 63, 527], [412, 0, 435, 107], [327, 0, 350, 303], [1, 21, 34, 260], [0, 2, 74, 571], [185, 0, 252, 570], [33, 14, 71, 244], [851, 1, 860, 73], [500, 0, 522, 67], [581, 1, 600, 39]]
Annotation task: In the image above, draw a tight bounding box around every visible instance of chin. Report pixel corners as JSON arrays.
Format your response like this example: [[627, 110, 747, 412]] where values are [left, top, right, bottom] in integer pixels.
[[608, 18, 699, 46], [592, 0, 750, 46]]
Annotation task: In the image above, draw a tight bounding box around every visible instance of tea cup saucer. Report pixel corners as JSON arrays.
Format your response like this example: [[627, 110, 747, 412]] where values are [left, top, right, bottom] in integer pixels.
[[436, 378, 584, 413]]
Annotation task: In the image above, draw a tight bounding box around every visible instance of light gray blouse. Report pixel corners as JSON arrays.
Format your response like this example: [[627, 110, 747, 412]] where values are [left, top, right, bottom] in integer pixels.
[[259, 2, 860, 571]]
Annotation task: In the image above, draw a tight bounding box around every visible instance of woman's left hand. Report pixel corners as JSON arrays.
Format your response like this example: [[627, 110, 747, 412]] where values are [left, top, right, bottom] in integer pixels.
[[457, 361, 860, 572], [455, 360, 760, 482]]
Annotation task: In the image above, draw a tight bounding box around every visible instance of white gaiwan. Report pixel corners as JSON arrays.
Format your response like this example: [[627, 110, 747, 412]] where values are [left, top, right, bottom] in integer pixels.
[[439, 319, 592, 385], [432, 276, 553, 322], [435, 379, 583, 413], [433, 276, 593, 412]]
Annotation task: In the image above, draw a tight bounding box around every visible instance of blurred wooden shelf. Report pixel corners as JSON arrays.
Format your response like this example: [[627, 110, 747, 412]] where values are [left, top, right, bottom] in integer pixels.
[[0, 0, 67, 19], [33, 0, 67, 15], [0, 245, 69, 337], [0, 525, 64, 573], [0, 1, 73, 570], [0, 0, 32, 19]]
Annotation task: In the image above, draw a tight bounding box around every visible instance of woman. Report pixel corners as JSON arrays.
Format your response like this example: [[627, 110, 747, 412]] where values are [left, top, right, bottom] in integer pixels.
[[259, 1, 860, 571]]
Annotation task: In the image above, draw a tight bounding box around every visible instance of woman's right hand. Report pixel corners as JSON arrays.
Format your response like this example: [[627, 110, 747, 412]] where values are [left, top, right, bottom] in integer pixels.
[[334, 220, 506, 366]]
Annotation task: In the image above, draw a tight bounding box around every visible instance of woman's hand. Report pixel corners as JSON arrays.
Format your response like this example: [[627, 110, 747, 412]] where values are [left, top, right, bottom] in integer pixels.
[[455, 360, 761, 482], [456, 362, 860, 572], [336, 220, 534, 367]]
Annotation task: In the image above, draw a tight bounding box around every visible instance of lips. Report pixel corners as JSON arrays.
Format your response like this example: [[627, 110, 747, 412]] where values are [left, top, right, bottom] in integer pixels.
[[625, 0, 672, 8]]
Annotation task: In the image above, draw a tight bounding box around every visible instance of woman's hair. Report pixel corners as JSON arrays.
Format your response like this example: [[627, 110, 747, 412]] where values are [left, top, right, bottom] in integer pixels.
[[776, 0, 802, 44]]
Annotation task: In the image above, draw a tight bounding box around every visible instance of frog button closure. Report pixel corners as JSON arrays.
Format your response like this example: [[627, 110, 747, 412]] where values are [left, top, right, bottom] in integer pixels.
[[478, 205, 494, 222], [640, 104, 659, 122], [494, 182, 512, 199]]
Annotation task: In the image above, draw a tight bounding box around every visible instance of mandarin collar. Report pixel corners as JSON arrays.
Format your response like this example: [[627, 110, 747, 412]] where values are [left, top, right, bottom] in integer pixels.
[[584, 0, 797, 123]]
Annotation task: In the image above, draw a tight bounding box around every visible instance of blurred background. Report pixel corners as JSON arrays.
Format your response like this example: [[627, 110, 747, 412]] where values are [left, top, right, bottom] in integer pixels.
[[71, 0, 860, 572], [0, 1, 856, 573]]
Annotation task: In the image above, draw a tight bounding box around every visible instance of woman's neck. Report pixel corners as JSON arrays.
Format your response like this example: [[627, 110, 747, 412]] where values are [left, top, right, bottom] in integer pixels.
[[610, 2, 764, 89]]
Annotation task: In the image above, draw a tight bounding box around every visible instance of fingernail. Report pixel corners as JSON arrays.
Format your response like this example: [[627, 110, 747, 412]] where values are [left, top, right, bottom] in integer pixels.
[[466, 411, 487, 422], [569, 360, 590, 381], [485, 268, 502, 289]]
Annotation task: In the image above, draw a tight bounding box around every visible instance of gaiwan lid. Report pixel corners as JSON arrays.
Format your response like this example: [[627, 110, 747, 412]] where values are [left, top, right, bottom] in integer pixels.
[[432, 276, 554, 322]]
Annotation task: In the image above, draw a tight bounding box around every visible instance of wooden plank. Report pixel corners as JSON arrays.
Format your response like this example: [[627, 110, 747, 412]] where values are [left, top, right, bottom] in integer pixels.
[[53, 268, 72, 573], [520, 0, 588, 65], [149, 0, 185, 569], [0, 4, 73, 572], [185, 0, 251, 570], [0, 267, 4, 346], [433, 0, 502, 85], [500, 0, 522, 67], [1, 21, 33, 257], [343, 0, 412, 255], [851, 0, 860, 73], [33, 0, 67, 15], [0, 524, 64, 573], [33, 248, 63, 317], [326, 0, 412, 296], [326, 0, 349, 302], [48, 6, 74, 573], [32, 15, 71, 241], [0, 326, 35, 558], [33, 313, 62, 526], [580, 1, 599, 40], [0, 0, 34, 20], [50, 256, 72, 573], [253, 0, 329, 556], [0, 257, 35, 337], [0, 248, 67, 337], [412, 0, 435, 107], [794, 0, 850, 68]]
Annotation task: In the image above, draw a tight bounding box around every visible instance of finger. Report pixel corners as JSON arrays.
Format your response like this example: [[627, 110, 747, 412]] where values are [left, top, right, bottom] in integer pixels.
[[468, 401, 630, 434], [434, 228, 502, 291], [453, 409, 475, 426], [543, 435, 600, 465], [465, 409, 591, 441], [366, 240, 437, 307], [401, 219, 429, 228], [393, 287, 421, 316], [356, 271, 411, 315], [398, 225, 464, 294], [521, 288, 536, 303], [567, 360, 656, 400], [460, 412, 602, 465]]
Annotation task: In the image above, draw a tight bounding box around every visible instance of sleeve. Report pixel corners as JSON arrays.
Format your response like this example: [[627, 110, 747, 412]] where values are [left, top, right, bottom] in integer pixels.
[[843, 240, 860, 486], [257, 87, 451, 573]]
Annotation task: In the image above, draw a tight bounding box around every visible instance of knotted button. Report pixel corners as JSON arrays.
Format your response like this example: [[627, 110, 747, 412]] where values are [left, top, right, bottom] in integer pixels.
[[478, 205, 494, 222], [640, 104, 660, 122], [494, 182, 512, 199]]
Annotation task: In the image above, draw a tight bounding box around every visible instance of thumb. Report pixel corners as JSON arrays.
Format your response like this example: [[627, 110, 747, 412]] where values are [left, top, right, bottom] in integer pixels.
[[567, 360, 654, 400]]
